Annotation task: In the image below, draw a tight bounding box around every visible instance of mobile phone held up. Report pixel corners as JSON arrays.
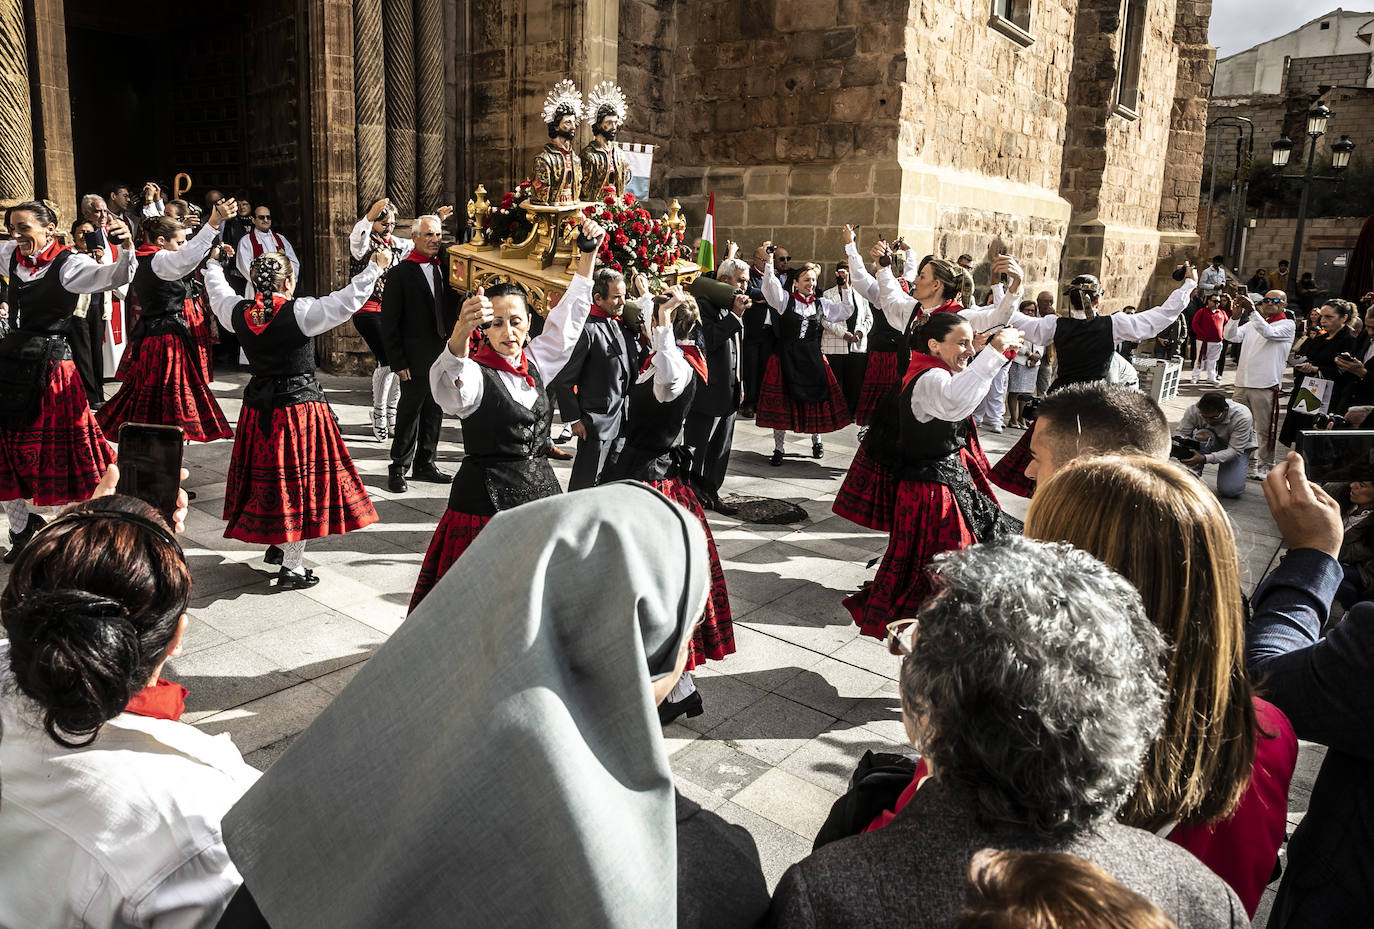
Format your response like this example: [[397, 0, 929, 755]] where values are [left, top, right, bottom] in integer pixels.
[[1296, 429, 1374, 483], [82, 228, 107, 253], [115, 423, 185, 525]]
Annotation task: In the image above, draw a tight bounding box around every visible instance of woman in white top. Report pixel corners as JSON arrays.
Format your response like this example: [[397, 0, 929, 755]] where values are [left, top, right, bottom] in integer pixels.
[[0, 495, 259, 929]]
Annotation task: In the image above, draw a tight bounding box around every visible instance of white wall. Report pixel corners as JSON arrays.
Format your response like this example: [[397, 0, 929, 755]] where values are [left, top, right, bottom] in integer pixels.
[[1215, 8, 1374, 95]]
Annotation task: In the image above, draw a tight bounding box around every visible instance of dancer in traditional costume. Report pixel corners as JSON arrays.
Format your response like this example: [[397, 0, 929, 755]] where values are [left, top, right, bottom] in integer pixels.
[[833, 246, 1023, 531], [840, 227, 917, 426], [202, 251, 385, 589], [409, 218, 605, 611], [843, 312, 1023, 638], [988, 265, 1197, 497], [98, 205, 235, 443], [756, 251, 851, 464], [604, 287, 735, 723], [348, 198, 454, 442], [0, 202, 132, 561]]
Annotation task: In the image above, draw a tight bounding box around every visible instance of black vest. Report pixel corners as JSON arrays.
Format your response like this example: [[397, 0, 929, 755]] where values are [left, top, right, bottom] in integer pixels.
[[0, 249, 79, 420], [1050, 316, 1115, 391], [868, 301, 904, 353], [231, 298, 324, 427], [777, 294, 829, 402], [607, 369, 700, 482], [7, 249, 79, 334], [448, 359, 560, 517], [898, 369, 968, 467], [132, 252, 192, 319], [350, 235, 406, 303]]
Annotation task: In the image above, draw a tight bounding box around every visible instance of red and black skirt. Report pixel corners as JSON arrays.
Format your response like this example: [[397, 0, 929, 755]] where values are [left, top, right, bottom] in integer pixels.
[[222, 400, 378, 545], [843, 447, 992, 639], [646, 476, 735, 669], [988, 422, 1036, 498], [184, 294, 216, 385], [410, 508, 492, 613], [832, 441, 896, 532], [755, 354, 851, 434], [0, 359, 114, 506], [98, 333, 232, 442], [853, 349, 900, 426]]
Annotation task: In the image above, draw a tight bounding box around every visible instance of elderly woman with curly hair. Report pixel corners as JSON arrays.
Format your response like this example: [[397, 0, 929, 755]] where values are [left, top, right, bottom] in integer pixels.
[[764, 536, 1247, 929]]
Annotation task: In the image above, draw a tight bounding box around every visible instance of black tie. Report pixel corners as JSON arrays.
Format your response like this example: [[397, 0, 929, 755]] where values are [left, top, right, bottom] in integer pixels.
[[432, 264, 445, 338]]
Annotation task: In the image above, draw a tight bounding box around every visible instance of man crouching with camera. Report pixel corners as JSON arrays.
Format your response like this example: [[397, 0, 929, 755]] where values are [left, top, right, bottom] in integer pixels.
[[1173, 390, 1256, 498]]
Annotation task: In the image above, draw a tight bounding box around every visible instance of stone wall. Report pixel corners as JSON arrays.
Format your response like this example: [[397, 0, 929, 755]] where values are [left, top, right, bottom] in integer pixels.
[[1286, 53, 1371, 96], [1238, 216, 1362, 281]]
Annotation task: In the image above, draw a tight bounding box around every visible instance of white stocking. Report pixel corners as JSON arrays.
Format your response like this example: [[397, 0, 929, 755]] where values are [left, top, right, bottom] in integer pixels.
[[371, 366, 391, 416], [386, 373, 401, 428], [667, 671, 697, 702], [4, 499, 28, 535], [280, 540, 307, 574], [773, 429, 786, 453]]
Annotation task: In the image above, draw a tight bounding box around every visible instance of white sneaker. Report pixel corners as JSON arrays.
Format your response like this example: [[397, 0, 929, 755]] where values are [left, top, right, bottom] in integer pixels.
[[986, 422, 1004, 434], [1246, 464, 1259, 481], [1257, 465, 1271, 481]]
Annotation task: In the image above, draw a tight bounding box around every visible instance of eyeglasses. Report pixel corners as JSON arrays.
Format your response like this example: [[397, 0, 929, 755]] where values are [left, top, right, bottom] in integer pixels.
[[884, 618, 919, 657], [1261, 297, 1285, 305], [254, 214, 272, 220]]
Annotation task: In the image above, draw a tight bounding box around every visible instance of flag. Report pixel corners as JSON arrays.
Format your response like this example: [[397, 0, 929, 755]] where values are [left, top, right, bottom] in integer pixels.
[[697, 191, 715, 271]]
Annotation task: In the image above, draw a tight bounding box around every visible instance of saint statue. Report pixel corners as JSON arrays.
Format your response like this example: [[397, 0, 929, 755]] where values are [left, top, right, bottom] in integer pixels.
[[530, 80, 583, 207], [580, 82, 631, 201]]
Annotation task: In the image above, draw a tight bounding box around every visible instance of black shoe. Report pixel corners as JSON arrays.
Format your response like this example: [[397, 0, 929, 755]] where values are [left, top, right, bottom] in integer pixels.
[[3, 512, 45, 564], [388, 469, 408, 493], [740, 405, 756, 419], [769, 450, 784, 467], [276, 567, 320, 590], [812, 440, 824, 459], [411, 465, 453, 484], [658, 690, 704, 725], [186, 490, 197, 501], [264, 545, 284, 565]]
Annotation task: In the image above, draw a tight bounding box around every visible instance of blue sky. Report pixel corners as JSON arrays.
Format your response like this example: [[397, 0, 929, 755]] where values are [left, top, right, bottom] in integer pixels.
[[1209, 2, 1355, 58]]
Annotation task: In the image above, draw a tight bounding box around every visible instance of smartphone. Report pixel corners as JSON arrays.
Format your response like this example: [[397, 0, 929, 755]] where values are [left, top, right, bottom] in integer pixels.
[[1296, 430, 1374, 483], [1338, 352, 1356, 363], [115, 423, 185, 525], [82, 228, 106, 253]]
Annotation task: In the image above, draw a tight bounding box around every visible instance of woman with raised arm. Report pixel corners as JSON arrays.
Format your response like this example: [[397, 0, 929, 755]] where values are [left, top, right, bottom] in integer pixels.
[[98, 201, 237, 444], [0, 201, 135, 562], [756, 249, 851, 464], [408, 218, 605, 610], [604, 287, 735, 723], [202, 247, 387, 590], [843, 312, 1022, 638]]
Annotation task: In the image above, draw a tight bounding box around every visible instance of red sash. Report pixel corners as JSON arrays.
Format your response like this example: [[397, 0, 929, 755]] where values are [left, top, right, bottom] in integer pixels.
[[249, 231, 286, 258]]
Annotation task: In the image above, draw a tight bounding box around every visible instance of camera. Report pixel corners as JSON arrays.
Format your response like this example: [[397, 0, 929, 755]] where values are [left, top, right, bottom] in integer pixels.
[[766, 245, 777, 254], [1169, 436, 1201, 461]]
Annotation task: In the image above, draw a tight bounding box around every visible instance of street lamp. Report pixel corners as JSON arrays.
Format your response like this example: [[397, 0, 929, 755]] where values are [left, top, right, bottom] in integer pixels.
[[1270, 102, 1355, 299]]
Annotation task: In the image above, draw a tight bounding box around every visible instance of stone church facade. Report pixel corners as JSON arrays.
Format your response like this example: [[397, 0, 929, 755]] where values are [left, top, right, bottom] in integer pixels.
[[2, 0, 1212, 370]]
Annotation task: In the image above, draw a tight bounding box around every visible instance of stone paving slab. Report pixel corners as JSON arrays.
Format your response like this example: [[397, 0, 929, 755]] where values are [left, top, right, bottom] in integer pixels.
[[0, 365, 1311, 922]]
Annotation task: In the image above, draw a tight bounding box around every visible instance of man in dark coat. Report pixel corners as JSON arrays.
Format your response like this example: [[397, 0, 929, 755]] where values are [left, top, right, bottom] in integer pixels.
[[380, 214, 456, 492], [739, 244, 776, 417], [683, 258, 748, 514]]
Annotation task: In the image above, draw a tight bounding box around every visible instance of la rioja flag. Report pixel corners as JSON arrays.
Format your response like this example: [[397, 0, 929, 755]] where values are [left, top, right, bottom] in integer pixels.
[[697, 191, 715, 271]]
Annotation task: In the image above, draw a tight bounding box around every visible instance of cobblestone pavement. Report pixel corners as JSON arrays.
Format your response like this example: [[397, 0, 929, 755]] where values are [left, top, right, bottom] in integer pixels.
[[2, 365, 1311, 924]]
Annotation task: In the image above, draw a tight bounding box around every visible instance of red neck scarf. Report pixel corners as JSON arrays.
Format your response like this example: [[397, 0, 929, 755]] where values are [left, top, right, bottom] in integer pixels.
[[1266, 311, 1287, 324], [135, 243, 161, 258], [124, 678, 188, 721], [15, 239, 68, 271], [791, 291, 816, 306], [930, 298, 964, 315], [639, 344, 709, 384], [405, 251, 440, 266], [473, 343, 535, 387], [589, 305, 619, 320], [250, 230, 285, 258], [901, 351, 953, 389], [243, 293, 289, 335]]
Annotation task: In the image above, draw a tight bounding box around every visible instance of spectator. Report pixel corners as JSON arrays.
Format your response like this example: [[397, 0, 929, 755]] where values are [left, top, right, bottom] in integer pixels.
[[1199, 254, 1227, 298], [1190, 294, 1227, 384], [1174, 391, 1255, 498], [955, 849, 1180, 929], [1224, 291, 1295, 479], [739, 243, 774, 417], [1246, 453, 1371, 927], [0, 495, 259, 927], [820, 259, 872, 415], [72, 194, 127, 408], [1034, 289, 1057, 395], [1006, 299, 1043, 428], [1296, 271, 1320, 315], [1267, 259, 1289, 294], [1247, 267, 1269, 293], [765, 536, 1247, 928], [216, 485, 769, 929], [1335, 302, 1374, 411], [957, 253, 973, 269], [1327, 474, 1374, 609], [1117, 303, 1140, 359], [1026, 455, 1296, 914], [235, 204, 301, 293], [1279, 298, 1357, 449], [1025, 381, 1171, 484], [104, 182, 140, 240]]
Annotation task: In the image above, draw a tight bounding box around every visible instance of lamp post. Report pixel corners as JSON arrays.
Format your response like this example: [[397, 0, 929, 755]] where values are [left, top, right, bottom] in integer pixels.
[[1271, 102, 1355, 299], [1204, 115, 1253, 264]]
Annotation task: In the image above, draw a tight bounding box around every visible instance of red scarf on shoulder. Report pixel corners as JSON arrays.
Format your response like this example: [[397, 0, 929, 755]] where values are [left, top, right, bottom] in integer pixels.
[[15, 239, 69, 271], [901, 351, 952, 389], [124, 678, 188, 721], [638, 344, 709, 384], [405, 251, 440, 266], [473, 343, 535, 387], [243, 293, 290, 335]]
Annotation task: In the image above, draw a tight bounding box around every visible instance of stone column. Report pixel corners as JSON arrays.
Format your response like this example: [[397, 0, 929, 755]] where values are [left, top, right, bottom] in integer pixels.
[[354, 0, 387, 213], [25, 0, 75, 224], [0, 0, 33, 208], [414, 0, 444, 212], [383, 0, 416, 216]]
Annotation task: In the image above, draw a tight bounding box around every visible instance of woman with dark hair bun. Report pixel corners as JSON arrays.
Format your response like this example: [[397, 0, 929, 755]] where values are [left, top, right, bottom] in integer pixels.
[[98, 200, 237, 443], [0, 495, 259, 927], [843, 311, 1022, 638]]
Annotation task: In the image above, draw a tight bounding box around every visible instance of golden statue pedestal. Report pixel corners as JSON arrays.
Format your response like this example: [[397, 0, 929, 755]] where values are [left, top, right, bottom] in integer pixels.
[[449, 189, 702, 317]]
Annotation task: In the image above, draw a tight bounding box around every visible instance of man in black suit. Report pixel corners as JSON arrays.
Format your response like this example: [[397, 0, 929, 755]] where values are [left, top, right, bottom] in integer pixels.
[[684, 257, 749, 515], [550, 267, 646, 490], [380, 214, 455, 492], [739, 244, 776, 418]]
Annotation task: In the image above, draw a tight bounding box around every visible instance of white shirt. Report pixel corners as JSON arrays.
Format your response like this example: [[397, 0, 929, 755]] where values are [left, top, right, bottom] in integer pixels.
[[759, 264, 848, 330], [842, 242, 882, 308], [429, 273, 593, 418], [0, 645, 261, 929], [910, 345, 1010, 422], [820, 283, 873, 354], [1223, 311, 1296, 389], [235, 229, 301, 281], [203, 259, 381, 338], [347, 217, 414, 261], [875, 267, 1021, 335], [1177, 399, 1257, 463], [0, 239, 136, 296], [151, 221, 221, 283], [634, 326, 696, 403], [1011, 279, 1196, 345]]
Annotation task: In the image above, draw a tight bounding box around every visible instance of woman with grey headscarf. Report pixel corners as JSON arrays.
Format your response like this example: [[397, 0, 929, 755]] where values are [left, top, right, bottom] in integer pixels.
[[767, 536, 1248, 929], [214, 483, 769, 929]]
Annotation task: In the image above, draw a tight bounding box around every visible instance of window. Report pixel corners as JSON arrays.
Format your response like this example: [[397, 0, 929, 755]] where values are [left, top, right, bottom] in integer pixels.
[[1320, 20, 1331, 30], [1114, 0, 1147, 118], [990, 0, 1034, 47]]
